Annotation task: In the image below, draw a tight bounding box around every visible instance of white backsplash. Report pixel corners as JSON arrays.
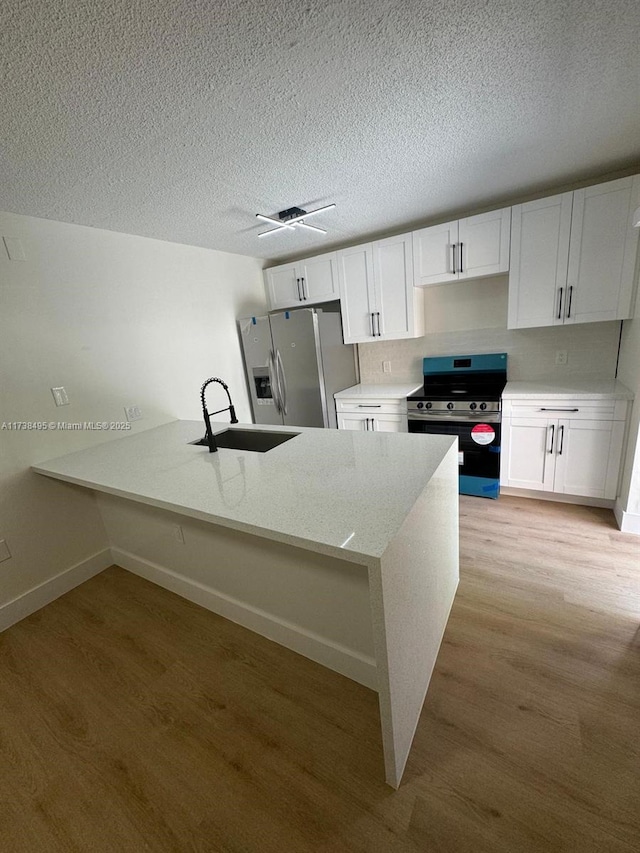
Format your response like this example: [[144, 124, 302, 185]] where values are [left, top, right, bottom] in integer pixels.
[[358, 321, 621, 384]]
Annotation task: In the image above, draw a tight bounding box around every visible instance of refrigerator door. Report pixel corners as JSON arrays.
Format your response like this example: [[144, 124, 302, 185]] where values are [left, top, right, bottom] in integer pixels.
[[237, 316, 284, 426], [269, 309, 326, 428]]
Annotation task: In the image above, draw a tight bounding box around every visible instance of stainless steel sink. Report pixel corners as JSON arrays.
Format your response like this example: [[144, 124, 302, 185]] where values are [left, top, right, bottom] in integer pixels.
[[190, 428, 299, 453]]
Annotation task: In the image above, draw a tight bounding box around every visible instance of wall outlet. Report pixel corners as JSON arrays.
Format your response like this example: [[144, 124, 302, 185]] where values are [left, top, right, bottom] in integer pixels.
[[383, 361, 392, 374], [172, 524, 184, 544], [124, 405, 143, 422], [51, 386, 69, 406], [0, 539, 11, 563], [555, 350, 568, 365]]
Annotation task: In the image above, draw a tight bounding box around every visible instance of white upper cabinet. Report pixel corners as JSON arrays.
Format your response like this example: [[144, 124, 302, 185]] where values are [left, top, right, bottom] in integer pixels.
[[565, 177, 640, 324], [413, 207, 511, 287], [508, 193, 573, 329], [338, 233, 424, 344], [508, 175, 640, 329], [265, 251, 339, 311]]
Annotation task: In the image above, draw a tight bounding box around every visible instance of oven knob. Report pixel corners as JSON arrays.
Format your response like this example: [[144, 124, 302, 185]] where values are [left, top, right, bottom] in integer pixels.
[[479, 402, 487, 411], [469, 402, 477, 410], [447, 402, 454, 410], [417, 402, 424, 409], [425, 401, 432, 409]]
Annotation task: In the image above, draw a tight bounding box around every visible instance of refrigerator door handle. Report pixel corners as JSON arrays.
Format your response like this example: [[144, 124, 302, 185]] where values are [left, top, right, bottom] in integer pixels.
[[268, 350, 282, 413], [276, 349, 288, 416]]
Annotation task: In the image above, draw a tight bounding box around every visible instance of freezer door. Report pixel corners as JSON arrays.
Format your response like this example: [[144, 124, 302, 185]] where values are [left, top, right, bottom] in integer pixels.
[[269, 309, 326, 428], [237, 316, 284, 426]]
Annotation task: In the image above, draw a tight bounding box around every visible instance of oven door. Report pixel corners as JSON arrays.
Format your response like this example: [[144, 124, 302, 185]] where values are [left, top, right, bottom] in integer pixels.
[[408, 413, 501, 498]]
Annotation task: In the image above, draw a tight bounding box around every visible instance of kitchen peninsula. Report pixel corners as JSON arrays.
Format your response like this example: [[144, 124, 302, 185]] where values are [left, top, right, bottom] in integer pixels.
[[33, 420, 459, 788]]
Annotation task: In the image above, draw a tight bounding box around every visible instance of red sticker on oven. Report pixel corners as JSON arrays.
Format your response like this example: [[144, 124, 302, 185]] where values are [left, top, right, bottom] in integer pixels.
[[471, 424, 495, 445]]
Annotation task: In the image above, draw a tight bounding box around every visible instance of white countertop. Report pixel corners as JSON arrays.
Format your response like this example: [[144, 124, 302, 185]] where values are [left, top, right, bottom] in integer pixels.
[[334, 382, 422, 399], [503, 378, 633, 400], [32, 420, 455, 564]]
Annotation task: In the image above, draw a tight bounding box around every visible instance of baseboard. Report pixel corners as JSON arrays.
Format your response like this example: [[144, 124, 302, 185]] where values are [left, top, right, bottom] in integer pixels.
[[613, 501, 640, 534], [0, 549, 112, 633], [500, 487, 614, 509], [111, 547, 378, 691]]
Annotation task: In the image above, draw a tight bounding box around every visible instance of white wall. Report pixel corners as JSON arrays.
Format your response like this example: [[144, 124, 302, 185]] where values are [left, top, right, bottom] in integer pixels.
[[357, 276, 621, 383], [0, 211, 266, 608]]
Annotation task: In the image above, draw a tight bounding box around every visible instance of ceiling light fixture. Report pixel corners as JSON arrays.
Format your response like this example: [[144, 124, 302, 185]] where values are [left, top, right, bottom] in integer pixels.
[[256, 203, 336, 237]]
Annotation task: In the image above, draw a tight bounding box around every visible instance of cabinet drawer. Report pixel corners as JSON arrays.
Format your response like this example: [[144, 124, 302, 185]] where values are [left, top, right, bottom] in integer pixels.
[[502, 399, 625, 421], [336, 397, 407, 415]]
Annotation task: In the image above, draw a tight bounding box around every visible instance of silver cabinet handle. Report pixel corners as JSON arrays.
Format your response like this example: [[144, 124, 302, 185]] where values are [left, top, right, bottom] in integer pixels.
[[566, 285, 573, 319], [558, 424, 564, 455], [557, 287, 563, 320], [458, 242, 463, 273], [548, 424, 555, 454], [539, 408, 579, 412]]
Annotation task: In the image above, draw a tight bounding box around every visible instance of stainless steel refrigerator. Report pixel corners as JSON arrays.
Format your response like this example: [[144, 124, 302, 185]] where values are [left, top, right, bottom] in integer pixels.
[[238, 306, 357, 429]]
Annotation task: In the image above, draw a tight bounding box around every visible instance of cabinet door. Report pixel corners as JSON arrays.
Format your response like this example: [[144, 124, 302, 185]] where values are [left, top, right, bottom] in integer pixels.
[[553, 419, 617, 498], [458, 208, 511, 280], [337, 244, 376, 344], [265, 263, 303, 311], [507, 193, 573, 329], [412, 221, 458, 286], [300, 252, 339, 304], [373, 233, 415, 340], [371, 414, 406, 433], [565, 176, 640, 325], [502, 416, 556, 491], [337, 412, 370, 431]]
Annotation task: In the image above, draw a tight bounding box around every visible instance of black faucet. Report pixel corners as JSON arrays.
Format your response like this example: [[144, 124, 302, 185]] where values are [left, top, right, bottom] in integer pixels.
[[201, 377, 238, 452]]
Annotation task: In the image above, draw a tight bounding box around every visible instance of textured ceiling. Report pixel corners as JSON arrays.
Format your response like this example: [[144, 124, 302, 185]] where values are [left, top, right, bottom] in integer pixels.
[[1, 0, 639, 262]]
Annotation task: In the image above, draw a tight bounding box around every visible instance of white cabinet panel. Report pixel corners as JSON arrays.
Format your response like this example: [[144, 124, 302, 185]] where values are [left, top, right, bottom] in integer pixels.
[[413, 221, 458, 286], [553, 419, 614, 497], [370, 414, 406, 433], [502, 416, 555, 491], [300, 253, 339, 304], [265, 252, 338, 311], [338, 235, 423, 344], [501, 398, 628, 501], [337, 413, 369, 431], [508, 193, 573, 329], [265, 263, 300, 310], [566, 176, 640, 324], [338, 244, 376, 342], [413, 208, 511, 287], [373, 234, 415, 340], [458, 208, 511, 280], [508, 175, 639, 330]]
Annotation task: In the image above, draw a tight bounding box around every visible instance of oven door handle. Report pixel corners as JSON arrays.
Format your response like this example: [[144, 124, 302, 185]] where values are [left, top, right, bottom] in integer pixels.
[[408, 412, 501, 423]]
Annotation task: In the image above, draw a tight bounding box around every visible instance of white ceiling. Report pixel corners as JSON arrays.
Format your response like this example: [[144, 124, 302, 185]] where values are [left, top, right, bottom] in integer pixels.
[[2, 0, 639, 262]]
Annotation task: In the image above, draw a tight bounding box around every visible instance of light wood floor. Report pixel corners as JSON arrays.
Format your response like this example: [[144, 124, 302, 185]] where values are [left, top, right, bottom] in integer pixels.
[[1, 496, 639, 852]]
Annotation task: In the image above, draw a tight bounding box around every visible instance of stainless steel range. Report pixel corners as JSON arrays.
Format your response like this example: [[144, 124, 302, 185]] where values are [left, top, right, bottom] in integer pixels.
[[407, 353, 507, 498]]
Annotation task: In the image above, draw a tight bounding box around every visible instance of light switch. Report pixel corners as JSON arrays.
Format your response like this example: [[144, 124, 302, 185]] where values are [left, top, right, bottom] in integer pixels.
[[124, 405, 142, 422], [51, 387, 69, 406]]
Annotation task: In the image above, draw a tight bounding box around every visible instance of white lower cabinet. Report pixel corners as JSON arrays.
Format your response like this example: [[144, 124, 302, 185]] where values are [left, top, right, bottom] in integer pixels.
[[336, 396, 408, 432], [501, 399, 627, 499]]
